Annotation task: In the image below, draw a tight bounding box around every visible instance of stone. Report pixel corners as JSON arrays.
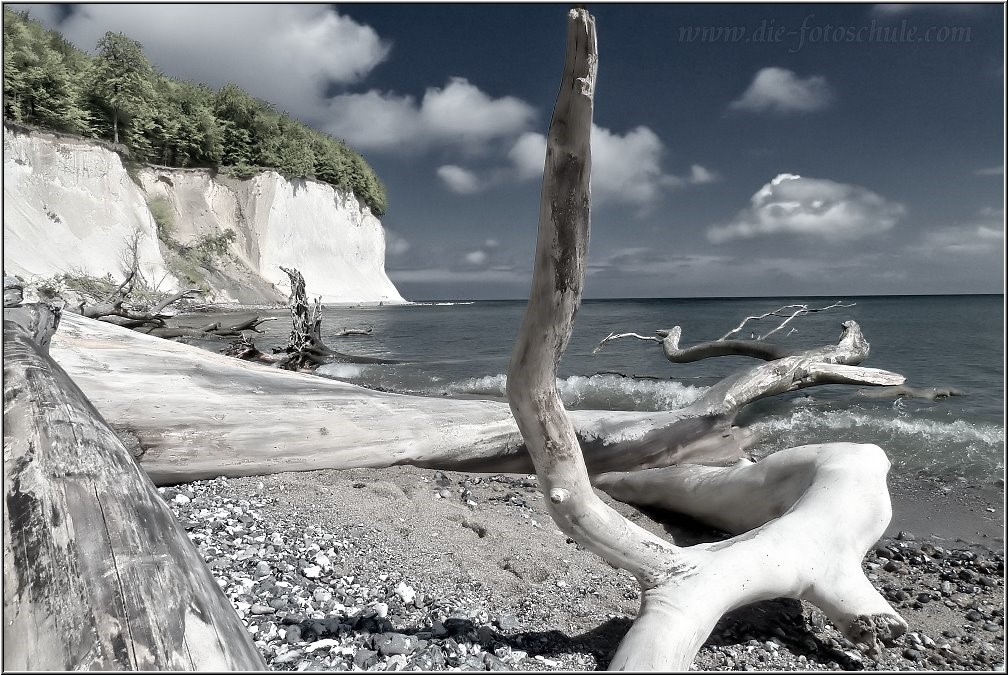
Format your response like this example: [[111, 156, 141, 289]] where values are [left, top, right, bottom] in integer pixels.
[[285, 625, 303, 644], [484, 653, 510, 671], [353, 649, 378, 668], [251, 604, 275, 615], [302, 565, 322, 579], [902, 648, 923, 661], [394, 582, 416, 605]]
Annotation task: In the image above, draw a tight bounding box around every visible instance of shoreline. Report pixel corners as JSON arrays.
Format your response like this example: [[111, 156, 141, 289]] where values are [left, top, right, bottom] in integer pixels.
[[162, 463, 1005, 671], [164, 306, 1004, 549]]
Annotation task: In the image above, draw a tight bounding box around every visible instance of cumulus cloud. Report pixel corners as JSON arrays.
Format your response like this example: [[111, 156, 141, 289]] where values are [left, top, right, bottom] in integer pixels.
[[508, 132, 548, 180], [708, 173, 905, 243], [26, 4, 389, 124], [729, 67, 834, 114], [437, 165, 482, 194], [325, 77, 536, 152], [506, 125, 702, 210], [688, 164, 719, 185]]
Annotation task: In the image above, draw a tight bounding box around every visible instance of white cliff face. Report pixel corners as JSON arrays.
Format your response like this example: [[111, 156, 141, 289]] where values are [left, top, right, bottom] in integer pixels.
[[3, 128, 406, 305], [2, 130, 169, 285]]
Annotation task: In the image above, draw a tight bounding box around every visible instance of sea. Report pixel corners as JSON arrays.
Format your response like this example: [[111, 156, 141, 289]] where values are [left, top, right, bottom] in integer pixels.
[[187, 295, 1005, 487]]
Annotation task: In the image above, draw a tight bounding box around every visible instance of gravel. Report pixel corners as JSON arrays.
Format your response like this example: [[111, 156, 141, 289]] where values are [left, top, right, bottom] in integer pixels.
[[163, 465, 1004, 671]]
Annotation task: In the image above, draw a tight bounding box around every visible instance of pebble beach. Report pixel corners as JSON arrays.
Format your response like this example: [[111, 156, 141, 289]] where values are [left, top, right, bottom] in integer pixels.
[[161, 464, 1005, 671]]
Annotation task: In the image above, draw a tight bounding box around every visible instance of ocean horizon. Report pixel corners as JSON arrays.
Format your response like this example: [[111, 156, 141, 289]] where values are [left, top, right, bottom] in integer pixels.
[[184, 294, 1005, 489]]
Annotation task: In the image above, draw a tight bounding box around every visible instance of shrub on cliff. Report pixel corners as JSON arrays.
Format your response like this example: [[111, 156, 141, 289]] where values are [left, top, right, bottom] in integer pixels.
[[2, 8, 388, 216]]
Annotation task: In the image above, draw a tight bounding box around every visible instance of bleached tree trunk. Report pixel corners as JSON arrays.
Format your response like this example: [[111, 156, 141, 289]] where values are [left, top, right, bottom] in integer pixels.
[[505, 9, 906, 670], [3, 307, 264, 670]]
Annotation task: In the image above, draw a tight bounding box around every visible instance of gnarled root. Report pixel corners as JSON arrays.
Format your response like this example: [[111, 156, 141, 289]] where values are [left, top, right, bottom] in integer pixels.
[[595, 442, 907, 669]]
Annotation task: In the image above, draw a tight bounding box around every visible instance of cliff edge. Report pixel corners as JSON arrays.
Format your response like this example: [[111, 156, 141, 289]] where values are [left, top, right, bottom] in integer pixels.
[[2, 127, 406, 305]]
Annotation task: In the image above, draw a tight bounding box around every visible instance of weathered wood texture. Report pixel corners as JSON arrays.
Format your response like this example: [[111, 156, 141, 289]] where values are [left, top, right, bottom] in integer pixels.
[[47, 308, 902, 485], [3, 316, 265, 670], [505, 6, 693, 590], [503, 11, 906, 670]]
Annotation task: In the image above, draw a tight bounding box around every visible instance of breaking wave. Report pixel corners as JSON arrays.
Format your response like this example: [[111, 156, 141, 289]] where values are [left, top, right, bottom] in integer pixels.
[[748, 406, 1005, 479], [439, 373, 706, 412]]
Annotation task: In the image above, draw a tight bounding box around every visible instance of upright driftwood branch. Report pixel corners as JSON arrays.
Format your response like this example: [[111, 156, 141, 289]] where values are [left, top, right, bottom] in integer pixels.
[[506, 7, 689, 589], [3, 307, 264, 670], [506, 10, 906, 670]]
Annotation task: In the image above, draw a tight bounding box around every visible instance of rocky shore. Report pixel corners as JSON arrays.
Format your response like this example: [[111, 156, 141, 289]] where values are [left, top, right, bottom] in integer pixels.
[[161, 464, 1004, 671]]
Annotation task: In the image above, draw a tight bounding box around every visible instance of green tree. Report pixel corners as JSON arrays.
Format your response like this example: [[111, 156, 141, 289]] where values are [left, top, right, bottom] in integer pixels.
[[91, 31, 155, 144]]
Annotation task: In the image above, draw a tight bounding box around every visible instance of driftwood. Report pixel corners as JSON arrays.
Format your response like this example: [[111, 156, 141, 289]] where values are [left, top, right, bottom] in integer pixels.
[[3, 307, 264, 670], [4, 273, 24, 307], [139, 315, 276, 340], [47, 311, 903, 485], [503, 10, 906, 670], [228, 267, 390, 371], [857, 384, 964, 401]]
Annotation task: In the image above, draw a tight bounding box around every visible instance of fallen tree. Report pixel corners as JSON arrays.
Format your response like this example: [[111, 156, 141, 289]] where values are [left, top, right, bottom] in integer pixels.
[[224, 266, 393, 371], [46, 307, 903, 485], [503, 9, 905, 670], [3, 300, 264, 670]]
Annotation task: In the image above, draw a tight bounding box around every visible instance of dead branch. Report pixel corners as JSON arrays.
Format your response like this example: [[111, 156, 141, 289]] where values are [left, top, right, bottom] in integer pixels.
[[857, 384, 964, 401], [592, 331, 660, 353], [333, 326, 373, 337], [720, 300, 855, 341], [505, 12, 905, 670]]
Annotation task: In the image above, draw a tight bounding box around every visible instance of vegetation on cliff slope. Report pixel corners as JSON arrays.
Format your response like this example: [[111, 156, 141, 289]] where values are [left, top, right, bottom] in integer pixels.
[[2, 9, 387, 215]]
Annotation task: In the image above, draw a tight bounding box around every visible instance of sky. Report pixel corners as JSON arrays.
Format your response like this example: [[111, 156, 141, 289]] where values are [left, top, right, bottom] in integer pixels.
[[16, 3, 1006, 300]]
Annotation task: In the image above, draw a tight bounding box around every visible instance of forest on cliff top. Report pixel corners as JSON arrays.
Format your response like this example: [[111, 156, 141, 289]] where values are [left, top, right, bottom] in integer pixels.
[[2, 8, 388, 215]]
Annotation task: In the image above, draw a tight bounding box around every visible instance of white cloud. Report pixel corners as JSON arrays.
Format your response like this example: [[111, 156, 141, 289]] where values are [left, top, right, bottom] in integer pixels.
[[708, 173, 905, 243], [507, 125, 689, 210], [484, 239, 499, 248], [508, 132, 548, 180], [32, 4, 389, 124], [384, 230, 411, 257], [591, 125, 680, 209], [975, 166, 1004, 176], [437, 165, 482, 194], [729, 67, 833, 114], [325, 77, 536, 152], [688, 164, 719, 185], [913, 225, 1004, 256], [464, 250, 488, 265], [909, 207, 1005, 256]]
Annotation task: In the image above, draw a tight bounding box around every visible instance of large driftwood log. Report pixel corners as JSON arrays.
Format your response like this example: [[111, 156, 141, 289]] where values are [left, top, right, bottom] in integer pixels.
[[3, 309, 264, 670], [47, 311, 902, 485], [504, 10, 905, 670]]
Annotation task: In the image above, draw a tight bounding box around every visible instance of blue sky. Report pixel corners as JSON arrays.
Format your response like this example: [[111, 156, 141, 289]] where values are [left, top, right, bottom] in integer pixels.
[[19, 3, 1005, 300]]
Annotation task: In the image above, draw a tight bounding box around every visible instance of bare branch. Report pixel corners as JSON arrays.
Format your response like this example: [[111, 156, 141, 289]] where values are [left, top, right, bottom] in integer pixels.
[[719, 300, 855, 341], [592, 331, 660, 354]]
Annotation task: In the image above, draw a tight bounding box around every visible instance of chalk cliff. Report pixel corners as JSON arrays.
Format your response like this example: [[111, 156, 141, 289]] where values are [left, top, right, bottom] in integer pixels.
[[3, 127, 406, 305]]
